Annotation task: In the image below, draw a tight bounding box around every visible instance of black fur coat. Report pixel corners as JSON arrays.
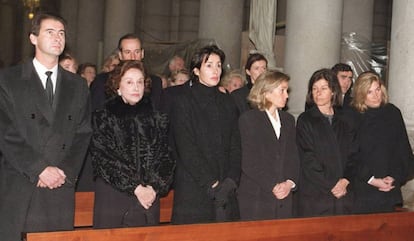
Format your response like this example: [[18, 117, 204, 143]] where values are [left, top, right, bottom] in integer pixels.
[[90, 96, 175, 197]]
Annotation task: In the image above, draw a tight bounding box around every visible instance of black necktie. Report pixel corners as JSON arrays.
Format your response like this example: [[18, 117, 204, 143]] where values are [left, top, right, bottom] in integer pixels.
[[45, 71, 54, 105]]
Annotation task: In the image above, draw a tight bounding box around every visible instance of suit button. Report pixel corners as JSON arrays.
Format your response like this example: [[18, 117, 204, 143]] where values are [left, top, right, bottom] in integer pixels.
[[62, 144, 66, 150]]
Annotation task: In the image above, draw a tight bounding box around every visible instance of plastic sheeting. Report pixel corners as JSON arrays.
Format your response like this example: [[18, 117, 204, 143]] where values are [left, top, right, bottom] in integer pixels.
[[341, 32, 388, 83], [143, 38, 218, 76], [249, 0, 277, 68]]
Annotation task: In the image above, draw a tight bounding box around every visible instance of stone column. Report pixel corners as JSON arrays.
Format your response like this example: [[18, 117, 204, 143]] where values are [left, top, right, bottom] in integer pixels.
[[341, 0, 374, 72], [21, 16, 33, 62], [178, 0, 200, 41], [388, 1, 414, 131], [59, 0, 79, 54], [342, 0, 374, 41], [138, 0, 171, 42], [284, 0, 343, 116], [103, 0, 136, 58], [0, 2, 15, 66], [387, 0, 414, 211], [75, 0, 104, 65], [198, 0, 244, 70]]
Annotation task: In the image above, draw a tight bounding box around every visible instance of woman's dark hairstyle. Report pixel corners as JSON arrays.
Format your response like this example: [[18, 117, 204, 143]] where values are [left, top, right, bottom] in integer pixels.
[[106, 60, 147, 96], [59, 51, 77, 64], [77, 63, 96, 75], [305, 68, 342, 108], [244, 53, 268, 86], [31, 12, 67, 36], [190, 45, 225, 82]]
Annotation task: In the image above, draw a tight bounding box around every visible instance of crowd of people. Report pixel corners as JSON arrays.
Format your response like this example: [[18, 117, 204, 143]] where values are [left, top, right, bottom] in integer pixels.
[[1, 12, 414, 241]]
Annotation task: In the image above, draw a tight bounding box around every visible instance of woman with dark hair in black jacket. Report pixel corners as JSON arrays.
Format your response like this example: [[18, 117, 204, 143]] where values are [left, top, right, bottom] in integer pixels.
[[171, 45, 241, 224], [90, 60, 175, 228], [296, 69, 357, 217]]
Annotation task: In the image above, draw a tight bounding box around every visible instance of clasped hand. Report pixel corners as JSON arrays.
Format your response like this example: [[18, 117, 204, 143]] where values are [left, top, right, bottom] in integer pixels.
[[272, 180, 293, 200], [331, 178, 349, 199], [135, 184, 156, 209], [37, 166, 66, 189], [370, 176, 395, 192]]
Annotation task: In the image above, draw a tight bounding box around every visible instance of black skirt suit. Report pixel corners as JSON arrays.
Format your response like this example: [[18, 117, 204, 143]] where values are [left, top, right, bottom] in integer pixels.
[[238, 109, 300, 220]]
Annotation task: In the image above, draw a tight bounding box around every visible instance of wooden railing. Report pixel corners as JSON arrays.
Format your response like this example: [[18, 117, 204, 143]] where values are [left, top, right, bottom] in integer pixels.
[[25, 211, 414, 241], [74, 190, 174, 227]]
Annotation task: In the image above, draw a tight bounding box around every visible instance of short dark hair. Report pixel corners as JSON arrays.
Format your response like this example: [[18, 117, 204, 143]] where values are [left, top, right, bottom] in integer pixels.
[[31, 12, 67, 36], [306, 68, 342, 108], [189, 45, 225, 82], [59, 52, 76, 63], [331, 63, 353, 75], [245, 53, 268, 72], [244, 53, 267, 85], [117, 33, 141, 51], [77, 63, 97, 75], [106, 60, 147, 96]]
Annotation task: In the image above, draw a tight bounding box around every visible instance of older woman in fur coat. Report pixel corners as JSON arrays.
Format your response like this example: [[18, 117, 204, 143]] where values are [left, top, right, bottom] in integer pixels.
[[90, 60, 175, 228]]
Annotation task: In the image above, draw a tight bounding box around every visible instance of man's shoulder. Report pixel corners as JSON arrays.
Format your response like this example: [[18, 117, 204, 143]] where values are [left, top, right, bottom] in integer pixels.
[[0, 63, 28, 87], [92, 72, 110, 84]]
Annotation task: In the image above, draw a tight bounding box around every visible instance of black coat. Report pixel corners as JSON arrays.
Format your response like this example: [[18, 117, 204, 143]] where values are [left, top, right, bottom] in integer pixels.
[[349, 104, 414, 213], [171, 81, 241, 224], [230, 85, 251, 114], [238, 109, 300, 220], [82, 71, 163, 192], [90, 96, 175, 228], [296, 107, 356, 217], [0, 62, 92, 241]]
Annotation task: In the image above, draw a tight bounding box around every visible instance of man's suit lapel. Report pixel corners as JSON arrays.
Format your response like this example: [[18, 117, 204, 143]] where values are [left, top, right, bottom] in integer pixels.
[[25, 62, 54, 124]]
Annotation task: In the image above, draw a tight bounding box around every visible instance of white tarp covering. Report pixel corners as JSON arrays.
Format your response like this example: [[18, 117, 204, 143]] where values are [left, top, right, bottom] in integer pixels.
[[249, 0, 277, 68]]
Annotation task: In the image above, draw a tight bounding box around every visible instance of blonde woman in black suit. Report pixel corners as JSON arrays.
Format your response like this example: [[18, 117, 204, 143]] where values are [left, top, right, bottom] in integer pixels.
[[238, 70, 300, 220]]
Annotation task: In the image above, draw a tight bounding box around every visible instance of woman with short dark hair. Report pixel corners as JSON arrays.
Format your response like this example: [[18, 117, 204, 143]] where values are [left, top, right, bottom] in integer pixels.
[[231, 53, 268, 114], [171, 45, 241, 224], [296, 68, 356, 217]]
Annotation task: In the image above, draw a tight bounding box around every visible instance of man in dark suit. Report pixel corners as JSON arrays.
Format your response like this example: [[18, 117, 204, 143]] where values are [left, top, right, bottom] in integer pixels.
[[331, 63, 354, 108], [0, 13, 92, 241]]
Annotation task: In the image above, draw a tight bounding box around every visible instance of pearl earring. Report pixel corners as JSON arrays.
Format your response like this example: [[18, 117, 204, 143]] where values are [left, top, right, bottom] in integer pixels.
[[117, 89, 122, 96]]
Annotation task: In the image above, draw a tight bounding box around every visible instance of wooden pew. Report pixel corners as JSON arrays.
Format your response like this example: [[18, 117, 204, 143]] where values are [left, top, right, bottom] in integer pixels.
[[74, 192, 94, 227], [25, 211, 414, 241], [74, 190, 174, 227]]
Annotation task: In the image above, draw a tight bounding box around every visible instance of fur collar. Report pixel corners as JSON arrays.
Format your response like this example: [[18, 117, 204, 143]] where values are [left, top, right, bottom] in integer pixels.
[[105, 95, 153, 117]]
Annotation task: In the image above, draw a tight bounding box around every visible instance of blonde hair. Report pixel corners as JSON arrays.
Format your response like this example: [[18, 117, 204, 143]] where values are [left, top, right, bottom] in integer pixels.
[[101, 50, 120, 73], [220, 69, 246, 88], [248, 70, 289, 111], [352, 71, 388, 113]]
